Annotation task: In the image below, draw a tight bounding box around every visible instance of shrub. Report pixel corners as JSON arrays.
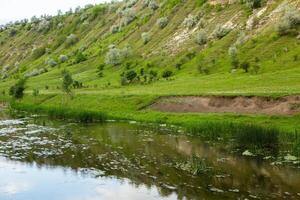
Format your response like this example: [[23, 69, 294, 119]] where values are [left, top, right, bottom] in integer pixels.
[[141, 32, 151, 44], [24, 68, 47, 78], [125, 70, 137, 82], [276, 6, 300, 36], [157, 17, 168, 29], [37, 20, 51, 33], [240, 61, 250, 73], [32, 47, 46, 59], [148, 70, 158, 81], [234, 32, 247, 46], [149, 0, 159, 10], [195, 29, 208, 45], [162, 70, 173, 78], [126, 0, 138, 8], [245, 0, 262, 9], [66, 34, 79, 46], [197, 63, 209, 74], [75, 52, 87, 64], [121, 45, 132, 58], [73, 80, 83, 89], [120, 8, 136, 26], [105, 46, 122, 66], [32, 88, 39, 97], [47, 58, 57, 67], [182, 15, 198, 29], [213, 25, 231, 39], [59, 55, 68, 63], [111, 25, 120, 33], [9, 78, 26, 99], [9, 28, 17, 37], [228, 46, 239, 69]]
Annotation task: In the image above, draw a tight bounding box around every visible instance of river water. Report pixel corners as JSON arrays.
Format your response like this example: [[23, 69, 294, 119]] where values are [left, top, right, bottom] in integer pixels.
[[0, 110, 299, 200]]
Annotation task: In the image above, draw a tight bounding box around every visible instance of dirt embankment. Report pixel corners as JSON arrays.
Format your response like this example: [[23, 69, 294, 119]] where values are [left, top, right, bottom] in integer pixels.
[[150, 96, 300, 116]]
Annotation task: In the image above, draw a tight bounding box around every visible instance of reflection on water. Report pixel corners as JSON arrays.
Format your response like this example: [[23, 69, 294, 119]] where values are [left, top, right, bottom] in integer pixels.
[[0, 111, 300, 200]]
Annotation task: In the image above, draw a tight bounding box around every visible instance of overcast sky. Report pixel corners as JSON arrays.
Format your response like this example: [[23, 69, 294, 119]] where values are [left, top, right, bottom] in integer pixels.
[[0, 0, 109, 25]]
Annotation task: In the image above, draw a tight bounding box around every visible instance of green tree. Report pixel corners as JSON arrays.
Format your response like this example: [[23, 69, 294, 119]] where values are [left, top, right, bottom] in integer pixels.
[[9, 78, 26, 99], [61, 70, 73, 96]]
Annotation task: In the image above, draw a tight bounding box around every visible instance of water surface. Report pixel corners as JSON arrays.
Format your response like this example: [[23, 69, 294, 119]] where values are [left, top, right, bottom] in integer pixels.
[[0, 110, 300, 199]]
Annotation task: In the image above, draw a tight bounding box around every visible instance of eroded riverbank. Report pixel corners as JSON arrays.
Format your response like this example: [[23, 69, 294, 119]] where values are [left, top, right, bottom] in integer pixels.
[[150, 96, 300, 115]]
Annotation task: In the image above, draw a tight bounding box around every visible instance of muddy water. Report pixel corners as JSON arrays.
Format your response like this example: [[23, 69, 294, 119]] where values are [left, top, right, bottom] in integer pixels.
[[0, 111, 300, 200]]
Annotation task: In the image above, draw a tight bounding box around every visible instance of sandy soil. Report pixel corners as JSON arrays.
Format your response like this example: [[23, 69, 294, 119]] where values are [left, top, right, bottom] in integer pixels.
[[150, 96, 300, 116]]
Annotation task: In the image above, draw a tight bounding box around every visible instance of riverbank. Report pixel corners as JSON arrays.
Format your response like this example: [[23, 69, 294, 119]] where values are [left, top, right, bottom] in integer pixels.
[[2, 93, 300, 134]]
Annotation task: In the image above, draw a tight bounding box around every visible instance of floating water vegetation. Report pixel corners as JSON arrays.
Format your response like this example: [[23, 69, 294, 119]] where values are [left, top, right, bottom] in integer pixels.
[[175, 156, 210, 176]]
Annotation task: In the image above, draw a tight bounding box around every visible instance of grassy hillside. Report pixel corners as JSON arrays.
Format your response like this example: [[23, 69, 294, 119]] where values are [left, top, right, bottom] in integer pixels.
[[0, 0, 300, 131]]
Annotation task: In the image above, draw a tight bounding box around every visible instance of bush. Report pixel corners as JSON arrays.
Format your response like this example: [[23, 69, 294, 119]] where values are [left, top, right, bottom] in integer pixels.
[[9, 78, 26, 99], [111, 25, 120, 34], [59, 55, 68, 63], [245, 0, 262, 9], [213, 25, 231, 39], [125, 70, 137, 82], [162, 70, 173, 78], [105, 46, 122, 66], [32, 88, 39, 97], [228, 46, 239, 69], [149, 0, 159, 10], [74, 52, 87, 64], [240, 61, 250, 73], [276, 6, 300, 36], [197, 63, 209, 74], [9, 28, 17, 37], [47, 58, 57, 67], [37, 20, 51, 33], [195, 30, 207, 45], [120, 8, 136, 26], [141, 32, 151, 44], [24, 68, 47, 78], [157, 17, 168, 29], [182, 15, 198, 29], [66, 34, 79, 46], [32, 47, 46, 59]]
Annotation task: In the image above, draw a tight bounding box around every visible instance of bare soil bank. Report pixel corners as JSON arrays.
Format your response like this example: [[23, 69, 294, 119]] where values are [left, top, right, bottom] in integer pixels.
[[150, 96, 300, 115]]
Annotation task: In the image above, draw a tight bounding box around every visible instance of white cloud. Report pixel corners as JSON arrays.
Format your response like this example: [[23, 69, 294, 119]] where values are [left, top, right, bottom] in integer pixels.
[[0, 0, 109, 24]]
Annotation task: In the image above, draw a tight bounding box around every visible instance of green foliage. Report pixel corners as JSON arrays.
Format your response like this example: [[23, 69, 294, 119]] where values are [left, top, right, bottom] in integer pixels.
[[195, 30, 207, 45], [157, 17, 169, 29], [162, 70, 173, 78], [32, 47, 46, 59], [276, 6, 300, 36], [9, 78, 26, 99], [213, 25, 231, 39], [125, 70, 137, 82], [61, 69, 73, 95], [65, 34, 79, 47], [74, 51, 87, 63], [32, 88, 39, 97], [47, 58, 58, 67], [182, 15, 198, 29], [105, 46, 122, 66], [244, 0, 262, 9], [59, 55, 68, 63], [240, 61, 250, 73], [195, 0, 207, 7], [141, 32, 151, 44]]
